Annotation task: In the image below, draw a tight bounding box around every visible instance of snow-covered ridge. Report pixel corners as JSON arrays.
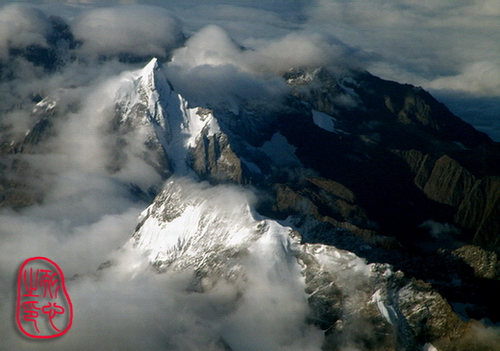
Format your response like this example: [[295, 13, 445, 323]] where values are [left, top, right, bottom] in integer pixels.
[[132, 178, 264, 270], [128, 173, 417, 345], [116, 57, 173, 142], [112, 58, 221, 176], [127, 176, 436, 349]]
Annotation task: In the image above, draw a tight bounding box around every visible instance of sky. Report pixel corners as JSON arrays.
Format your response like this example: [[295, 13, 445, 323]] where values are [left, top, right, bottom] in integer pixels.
[[7, 0, 495, 139], [0, 0, 499, 350]]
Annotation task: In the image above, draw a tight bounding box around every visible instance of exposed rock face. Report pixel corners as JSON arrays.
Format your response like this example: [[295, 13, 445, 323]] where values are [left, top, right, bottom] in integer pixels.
[[452, 245, 499, 280], [269, 177, 376, 240], [351, 71, 491, 149], [275, 67, 500, 327], [395, 149, 500, 252], [457, 176, 500, 250], [397, 279, 467, 342], [189, 126, 244, 184], [422, 155, 475, 207], [0, 96, 59, 208], [280, 67, 500, 254]]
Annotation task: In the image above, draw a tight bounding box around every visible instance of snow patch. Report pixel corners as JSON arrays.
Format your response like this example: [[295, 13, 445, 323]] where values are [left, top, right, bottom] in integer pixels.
[[182, 106, 220, 148], [312, 109, 336, 132], [260, 132, 301, 166], [372, 289, 398, 325], [423, 343, 439, 351]]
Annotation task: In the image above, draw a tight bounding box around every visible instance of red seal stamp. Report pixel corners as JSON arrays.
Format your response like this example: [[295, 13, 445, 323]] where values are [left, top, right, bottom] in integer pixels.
[[16, 257, 73, 338]]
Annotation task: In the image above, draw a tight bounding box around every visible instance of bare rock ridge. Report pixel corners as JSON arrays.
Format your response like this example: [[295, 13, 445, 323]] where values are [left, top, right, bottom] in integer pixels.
[[210, 66, 500, 327], [396, 150, 500, 251], [275, 67, 500, 326], [279, 67, 498, 247]]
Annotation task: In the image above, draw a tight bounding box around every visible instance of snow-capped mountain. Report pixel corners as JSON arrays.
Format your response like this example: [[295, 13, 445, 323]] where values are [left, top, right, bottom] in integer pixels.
[[2, 57, 499, 350], [103, 58, 498, 350], [129, 177, 468, 350]]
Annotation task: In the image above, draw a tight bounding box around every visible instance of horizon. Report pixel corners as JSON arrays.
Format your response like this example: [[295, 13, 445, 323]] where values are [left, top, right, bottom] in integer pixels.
[[0, 0, 498, 139]]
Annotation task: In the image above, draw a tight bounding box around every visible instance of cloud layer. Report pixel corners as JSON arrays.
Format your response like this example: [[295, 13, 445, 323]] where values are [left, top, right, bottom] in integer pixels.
[[72, 5, 183, 59], [97, 0, 500, 140], [305, 0, 500, 90], [0, 4, 51, 59]]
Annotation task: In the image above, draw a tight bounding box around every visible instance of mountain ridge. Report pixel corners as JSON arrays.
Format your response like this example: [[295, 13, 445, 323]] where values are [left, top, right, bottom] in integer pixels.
[[118, 59, 500, 349], [1, 57, 500, 350]]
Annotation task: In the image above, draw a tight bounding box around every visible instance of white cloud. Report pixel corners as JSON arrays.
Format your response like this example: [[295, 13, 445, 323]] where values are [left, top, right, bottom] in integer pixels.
[[427, 61, 500, 96], [0, 4, 51, 59], [166, 24, 356, 106], [245, 31, 357, 73], [171, 24, 241, 68], [72, 5, 183, 59], [305, 0, 500, 93]]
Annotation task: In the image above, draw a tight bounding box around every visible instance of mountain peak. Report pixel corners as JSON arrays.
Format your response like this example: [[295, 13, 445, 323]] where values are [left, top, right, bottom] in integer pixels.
[[141, 57, 161, 77], [112, 59, 227, 180], [137, 57, 172, 96], [4, 56, 499, 349]]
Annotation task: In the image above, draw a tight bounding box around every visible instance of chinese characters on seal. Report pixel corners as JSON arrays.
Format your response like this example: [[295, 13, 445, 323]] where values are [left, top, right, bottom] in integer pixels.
[[16, 257, 73, 338]]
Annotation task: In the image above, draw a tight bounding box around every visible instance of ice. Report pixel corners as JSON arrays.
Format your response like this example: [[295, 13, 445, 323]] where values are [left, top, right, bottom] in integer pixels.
[[372, 289, 398, 325], [260, 132, 301, 166], [312, 109, 336, 132], [422, 343, 439, 351]]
